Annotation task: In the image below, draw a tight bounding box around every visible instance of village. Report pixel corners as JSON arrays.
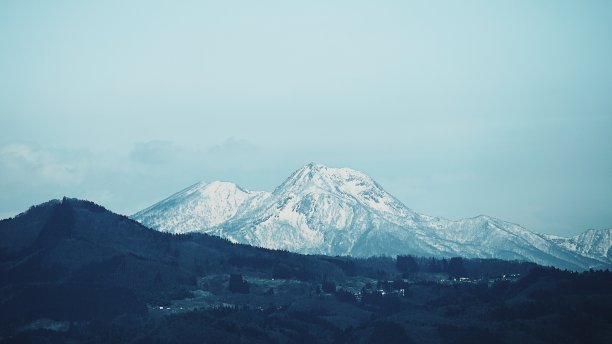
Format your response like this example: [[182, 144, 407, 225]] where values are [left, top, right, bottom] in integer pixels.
[[149, 271, 523, 316]]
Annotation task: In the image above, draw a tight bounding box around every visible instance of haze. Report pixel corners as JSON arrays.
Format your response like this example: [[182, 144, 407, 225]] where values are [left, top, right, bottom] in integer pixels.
[[1, 1, 611, 237]]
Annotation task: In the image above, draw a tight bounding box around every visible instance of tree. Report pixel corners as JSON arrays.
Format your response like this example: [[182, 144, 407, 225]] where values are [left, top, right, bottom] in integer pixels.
[[396, 255, 419, 274], [369, 321, 415, 344], [427, 258, 442, 273], [321, 281, 336, 294], [228, 274, 249, 294], [334, 289, 356, 303], [448, 257, 466, 279]]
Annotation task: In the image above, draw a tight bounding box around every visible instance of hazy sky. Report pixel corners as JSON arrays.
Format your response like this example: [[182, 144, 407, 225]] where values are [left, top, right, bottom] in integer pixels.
[[1, 1, 611, 236]]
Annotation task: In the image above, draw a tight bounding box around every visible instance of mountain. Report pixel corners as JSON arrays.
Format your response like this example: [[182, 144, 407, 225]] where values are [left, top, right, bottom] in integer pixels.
[[5, 198, 612, 343], [133, 181, 270, 234], [0, 197, 348, 328], [133, 163, 607, 270], [213, 163, 428, 256], [0, 198, 198, 293], [546, 228, 612, 264]]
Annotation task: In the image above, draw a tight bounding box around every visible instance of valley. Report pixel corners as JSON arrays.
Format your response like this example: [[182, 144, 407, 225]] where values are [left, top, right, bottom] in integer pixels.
[[1, 198, 611, 343]]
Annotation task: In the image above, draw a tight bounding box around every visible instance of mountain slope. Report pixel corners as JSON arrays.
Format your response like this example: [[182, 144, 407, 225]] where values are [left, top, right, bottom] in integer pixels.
[[132, 181, 270, 234], [546, 228, 612, 264], [214, 163, 425, 255], [6, 199, 612, 344], [133, 163, 607, 270], [431, 216, 601, 269], [0, 198, 196, 289], [0, 198, 348, 327]]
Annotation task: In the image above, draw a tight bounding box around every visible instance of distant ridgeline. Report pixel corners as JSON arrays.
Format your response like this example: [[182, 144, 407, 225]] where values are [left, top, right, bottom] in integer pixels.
[[133, 163, 612, 271], [1, 198, 611, 343]]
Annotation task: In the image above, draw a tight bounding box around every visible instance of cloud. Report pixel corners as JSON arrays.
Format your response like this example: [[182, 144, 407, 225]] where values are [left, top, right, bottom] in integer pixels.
[[129, 140, 180, 165], [0, 143, 85, 186], [0, 143, 91, 218], [208, 137, 258, 156], [0, 139, 378, 219]]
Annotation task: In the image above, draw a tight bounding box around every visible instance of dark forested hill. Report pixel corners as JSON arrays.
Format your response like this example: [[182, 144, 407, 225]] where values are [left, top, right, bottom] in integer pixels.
[[1, 198, 611, 343], [0, 198, 347, 312]]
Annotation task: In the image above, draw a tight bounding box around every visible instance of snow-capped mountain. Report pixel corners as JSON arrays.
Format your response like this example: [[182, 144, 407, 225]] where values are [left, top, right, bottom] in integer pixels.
[[132, 181, 270, 234], [545, 229, 612, 264], [133, 163, 607, 270], [212, 163, 430, 256]]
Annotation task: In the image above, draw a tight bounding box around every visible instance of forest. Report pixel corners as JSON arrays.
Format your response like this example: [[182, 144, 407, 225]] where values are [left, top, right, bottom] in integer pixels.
[[1, 199, 611, 343]]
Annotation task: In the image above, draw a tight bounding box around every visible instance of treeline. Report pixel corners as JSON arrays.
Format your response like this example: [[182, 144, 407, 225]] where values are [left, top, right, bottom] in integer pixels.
[[396, 255, 538, 278], [9, 267, 611, 344]]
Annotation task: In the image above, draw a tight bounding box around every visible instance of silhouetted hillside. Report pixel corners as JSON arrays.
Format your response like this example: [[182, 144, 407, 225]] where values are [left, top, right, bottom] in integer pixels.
[[1, 198, 611, 343]]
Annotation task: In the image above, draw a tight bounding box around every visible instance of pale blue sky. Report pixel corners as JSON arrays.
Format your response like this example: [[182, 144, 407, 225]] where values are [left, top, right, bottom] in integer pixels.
[[1, 1, 611, 236]]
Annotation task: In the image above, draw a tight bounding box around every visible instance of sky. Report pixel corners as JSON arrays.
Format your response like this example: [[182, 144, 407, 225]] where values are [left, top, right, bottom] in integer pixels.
[[1, 1, 611, 237]]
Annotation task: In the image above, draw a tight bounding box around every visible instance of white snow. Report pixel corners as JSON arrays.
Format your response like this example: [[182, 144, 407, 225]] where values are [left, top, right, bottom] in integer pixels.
[[132, 180, 271, 234], [132, 163, 610, 270]]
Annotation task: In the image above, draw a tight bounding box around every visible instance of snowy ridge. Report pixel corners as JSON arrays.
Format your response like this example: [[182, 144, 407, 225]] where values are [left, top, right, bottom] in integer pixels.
[[132, 181, 270, 234], [545, 229, 612, 264], [133, 163, 609, 270]]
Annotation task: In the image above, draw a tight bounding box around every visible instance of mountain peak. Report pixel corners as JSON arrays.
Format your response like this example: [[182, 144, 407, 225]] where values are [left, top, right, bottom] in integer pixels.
[[199, 180, 249, 194], [132, 164, 609, 270], [271, 163, 410, 216], [281, 163, 373, 191], [301, 162, 364, 175], [293, 162, 332, 180], [132, 180, 267, 234], [304, 161, 326, 170]]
